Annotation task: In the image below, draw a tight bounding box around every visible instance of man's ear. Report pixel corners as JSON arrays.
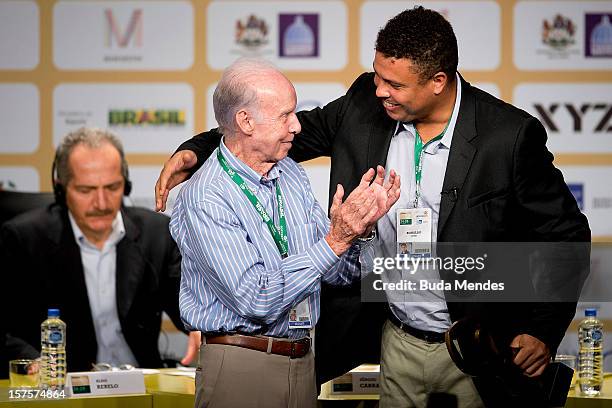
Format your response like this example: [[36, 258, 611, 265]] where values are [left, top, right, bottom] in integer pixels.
[[431, 71, 449, 96], [235, 109, 255, 135]]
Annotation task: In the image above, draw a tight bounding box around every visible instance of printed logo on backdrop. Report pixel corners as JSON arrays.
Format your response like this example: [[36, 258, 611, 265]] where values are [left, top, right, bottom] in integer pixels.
[[0, 180, 17, 191], [514, 84, 612, 154], [278, 14, 318, 58], [108, 109, 186, 126], [207, 1, 346, 70], [234, 14, 271, 55], [585, 14, 612, 58], [57, 110, 93, 127], [593, 195, 612, 210], [106, 9, 142, 48], [104, 8, 143, 63], [567, 183, 584, 210], [560, 167, 612, 237], [533, 103, 612, 133], [54, 83, 194, 153], [0, 167, 39, 192], [539, 14, 579, 58], [53, 1, 193, 70]]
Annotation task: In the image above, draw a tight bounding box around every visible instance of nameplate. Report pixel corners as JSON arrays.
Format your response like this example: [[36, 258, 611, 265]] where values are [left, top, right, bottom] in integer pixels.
[[66, 370, 145, 397], [330, 364, 380, 395]]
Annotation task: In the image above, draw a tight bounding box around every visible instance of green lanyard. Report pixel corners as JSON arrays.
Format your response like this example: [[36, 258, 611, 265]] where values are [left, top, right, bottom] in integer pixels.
[[217, 149, 288, 257], [413, 120, 451, 208]]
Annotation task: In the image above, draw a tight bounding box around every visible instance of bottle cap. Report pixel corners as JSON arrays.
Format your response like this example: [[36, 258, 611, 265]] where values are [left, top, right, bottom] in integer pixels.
[[585, 308, 597, 317], [48, 308, 60, 317]]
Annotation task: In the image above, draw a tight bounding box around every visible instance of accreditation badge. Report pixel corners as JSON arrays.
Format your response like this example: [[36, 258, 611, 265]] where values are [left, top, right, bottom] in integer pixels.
[[288, 298, 312, 329], [397, 208, 432, 257]]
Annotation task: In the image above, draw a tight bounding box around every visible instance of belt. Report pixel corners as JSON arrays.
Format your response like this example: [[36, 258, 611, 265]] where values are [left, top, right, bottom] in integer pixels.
[[204, 333, 310, 359], [388, 312, 446, 343]]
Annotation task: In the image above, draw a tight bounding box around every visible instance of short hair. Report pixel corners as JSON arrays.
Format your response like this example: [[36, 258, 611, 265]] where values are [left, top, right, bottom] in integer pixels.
[[213, 58, 280, 135], [375, 6, 458, 82], [54, 127, 128, 187]]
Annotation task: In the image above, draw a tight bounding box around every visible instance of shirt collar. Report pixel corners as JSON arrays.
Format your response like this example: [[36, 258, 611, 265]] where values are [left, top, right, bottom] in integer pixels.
[[219, 137, 282, 188], [68, 210, 125, 251], [394, 72, 462, 150]]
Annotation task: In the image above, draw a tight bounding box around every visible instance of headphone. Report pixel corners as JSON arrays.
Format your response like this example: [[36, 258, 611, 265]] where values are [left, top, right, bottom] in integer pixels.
[[51, 145, 132, 205]]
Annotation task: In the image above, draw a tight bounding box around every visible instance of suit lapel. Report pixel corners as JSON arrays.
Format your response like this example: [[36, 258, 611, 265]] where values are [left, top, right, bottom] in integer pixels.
[[367, 104, 396, 169], [48, 208, 98, 362], [437, 78, 478, 238], [52, 227, 86, 294], [115, 210, 145, 321]]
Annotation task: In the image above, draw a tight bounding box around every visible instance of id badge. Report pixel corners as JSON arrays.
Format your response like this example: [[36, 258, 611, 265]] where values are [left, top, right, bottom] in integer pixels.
[[397, 208, 432, 257], [288, 298, 312, 329]]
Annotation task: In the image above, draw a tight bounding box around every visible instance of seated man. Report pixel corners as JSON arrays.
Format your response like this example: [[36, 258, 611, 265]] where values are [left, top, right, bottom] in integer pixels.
[[0, 127, 199, 372], [170, 59, 400, 408]]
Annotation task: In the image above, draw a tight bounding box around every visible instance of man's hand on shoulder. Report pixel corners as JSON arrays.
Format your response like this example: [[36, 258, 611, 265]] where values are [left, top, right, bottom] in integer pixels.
[[155, 150, 198, 212], [510, 334, 551, 377]]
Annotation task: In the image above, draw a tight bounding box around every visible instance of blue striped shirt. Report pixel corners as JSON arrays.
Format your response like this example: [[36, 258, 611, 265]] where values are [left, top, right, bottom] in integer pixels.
[[170, 139, 363, 339]]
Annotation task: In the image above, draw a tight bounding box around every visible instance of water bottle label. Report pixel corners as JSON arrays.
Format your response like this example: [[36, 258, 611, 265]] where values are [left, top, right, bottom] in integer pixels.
[[48, 330, 63, 344], [592, 330, 603, 341]]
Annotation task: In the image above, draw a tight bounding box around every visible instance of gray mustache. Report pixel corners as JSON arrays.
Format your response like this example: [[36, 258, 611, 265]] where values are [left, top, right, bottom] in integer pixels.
[[86, 210, 113, 217]]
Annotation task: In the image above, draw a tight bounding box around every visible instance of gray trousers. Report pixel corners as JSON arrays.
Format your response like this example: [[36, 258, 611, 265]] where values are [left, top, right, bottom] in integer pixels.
[[195, 343, 317, 408]]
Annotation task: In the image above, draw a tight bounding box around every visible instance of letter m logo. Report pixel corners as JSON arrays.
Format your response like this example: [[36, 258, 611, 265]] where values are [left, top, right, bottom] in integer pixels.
[[105, 9, 143, 47]]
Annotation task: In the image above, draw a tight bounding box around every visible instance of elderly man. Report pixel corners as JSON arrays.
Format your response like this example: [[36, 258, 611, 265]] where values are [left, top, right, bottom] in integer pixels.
[[169, 59, 400, 408], [0, 128, 199, 372], [157, 7, 589, 407]]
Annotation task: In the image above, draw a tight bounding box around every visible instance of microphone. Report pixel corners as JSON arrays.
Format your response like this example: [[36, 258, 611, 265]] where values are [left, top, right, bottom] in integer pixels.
[[441, 187, 459, 202]]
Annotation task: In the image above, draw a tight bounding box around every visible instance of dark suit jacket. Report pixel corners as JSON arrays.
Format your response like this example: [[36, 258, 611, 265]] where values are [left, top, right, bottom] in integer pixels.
[[0, 204, 184, 372], [178, 73, 590, 398]]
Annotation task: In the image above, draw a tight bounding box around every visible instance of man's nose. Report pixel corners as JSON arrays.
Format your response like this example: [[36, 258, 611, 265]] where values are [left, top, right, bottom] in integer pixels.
[[375, 81, 390, 99], [290, 113, 301, 135], [93, 188, 109, 209]]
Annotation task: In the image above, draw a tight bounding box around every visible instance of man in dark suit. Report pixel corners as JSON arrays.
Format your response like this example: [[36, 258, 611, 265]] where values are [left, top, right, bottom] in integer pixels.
[[154, 7, 589, 407], [1, 127, 199, 373]]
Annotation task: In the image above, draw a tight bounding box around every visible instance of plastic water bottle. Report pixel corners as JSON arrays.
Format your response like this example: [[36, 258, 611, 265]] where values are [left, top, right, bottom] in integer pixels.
[[40, 308, 67, 390], [578, 308, 603, 396]]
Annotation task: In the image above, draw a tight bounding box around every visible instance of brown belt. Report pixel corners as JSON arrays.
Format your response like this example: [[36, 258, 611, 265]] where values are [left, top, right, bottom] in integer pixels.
[[204, 333, 310, 359]]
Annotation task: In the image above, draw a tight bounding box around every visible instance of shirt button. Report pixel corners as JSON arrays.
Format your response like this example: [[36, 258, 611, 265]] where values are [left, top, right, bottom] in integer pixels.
[[410, 314, 416, 321]]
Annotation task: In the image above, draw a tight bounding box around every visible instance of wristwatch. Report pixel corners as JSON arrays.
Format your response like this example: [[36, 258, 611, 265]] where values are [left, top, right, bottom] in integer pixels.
[[357, 228, 377, 243]]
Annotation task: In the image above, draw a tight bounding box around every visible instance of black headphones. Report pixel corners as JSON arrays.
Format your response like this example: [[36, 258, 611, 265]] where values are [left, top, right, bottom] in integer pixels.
[[51, 145, 132, 205]]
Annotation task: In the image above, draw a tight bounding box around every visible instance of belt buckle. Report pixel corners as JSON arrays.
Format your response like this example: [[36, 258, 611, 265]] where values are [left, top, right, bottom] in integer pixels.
[[425, 331, 443, 343], [290, 338, 310, 358]]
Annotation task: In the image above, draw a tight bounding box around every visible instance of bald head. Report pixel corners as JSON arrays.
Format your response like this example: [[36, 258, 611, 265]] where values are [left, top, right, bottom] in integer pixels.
[[213, 58, 292, 135], [213, 59, 300, 175]]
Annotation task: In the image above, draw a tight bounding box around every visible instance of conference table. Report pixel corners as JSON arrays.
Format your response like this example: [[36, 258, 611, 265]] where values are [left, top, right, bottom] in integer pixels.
[[2, 368, 612, 407]]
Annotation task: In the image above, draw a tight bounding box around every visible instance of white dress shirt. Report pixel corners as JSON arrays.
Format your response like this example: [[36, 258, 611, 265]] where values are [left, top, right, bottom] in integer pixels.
[[377, 74, 462, 332], [69, 211, 138, 367]]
